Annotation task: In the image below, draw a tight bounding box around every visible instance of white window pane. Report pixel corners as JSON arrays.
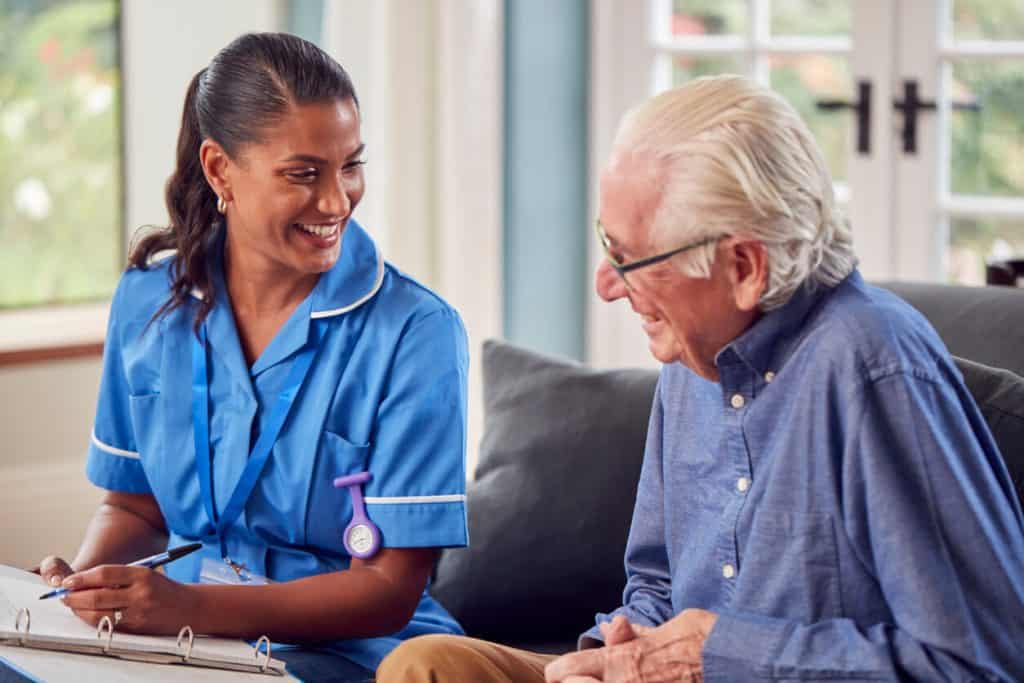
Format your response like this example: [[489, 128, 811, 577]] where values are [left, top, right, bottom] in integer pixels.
[[949, 217, 1024, 285], [672, 0, 747, 37], [770, 55, 851, 182], [950, 60, 1024, 198], [672, 55, 746, 86], [771, 0, 849, 37], [953, 0, 1024, 41], [0, 0, 122, 309]]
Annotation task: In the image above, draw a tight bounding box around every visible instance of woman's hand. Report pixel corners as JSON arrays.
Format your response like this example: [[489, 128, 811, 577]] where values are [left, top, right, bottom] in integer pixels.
[[60, 565, 203, 635], [36, 556, 74, 587]]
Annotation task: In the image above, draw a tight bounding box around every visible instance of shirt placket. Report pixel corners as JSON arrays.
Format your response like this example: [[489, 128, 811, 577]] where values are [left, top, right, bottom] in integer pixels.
[[716, 363, 756, 604]]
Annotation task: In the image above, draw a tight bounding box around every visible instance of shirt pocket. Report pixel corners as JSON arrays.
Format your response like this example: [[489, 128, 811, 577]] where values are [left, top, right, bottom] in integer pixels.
[[735, 509, 843, 621], [303, 429, 371, 554]]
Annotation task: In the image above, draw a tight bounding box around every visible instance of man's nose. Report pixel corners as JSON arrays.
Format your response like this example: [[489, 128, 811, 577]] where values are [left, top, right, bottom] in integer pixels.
[[595, 259, 628, 302]]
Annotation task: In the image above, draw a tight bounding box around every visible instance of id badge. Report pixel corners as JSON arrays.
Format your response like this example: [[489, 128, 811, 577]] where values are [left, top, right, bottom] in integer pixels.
[[199, 557, 272, 585]]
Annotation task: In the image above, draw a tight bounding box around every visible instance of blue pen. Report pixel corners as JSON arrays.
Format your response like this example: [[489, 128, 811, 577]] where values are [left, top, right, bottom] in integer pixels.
[[38, 542, 203, 600]]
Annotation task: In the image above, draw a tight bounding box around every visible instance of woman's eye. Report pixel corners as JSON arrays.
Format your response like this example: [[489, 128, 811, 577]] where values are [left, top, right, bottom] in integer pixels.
[[286, 169, 318, 182], [343, 159, 367, 174]]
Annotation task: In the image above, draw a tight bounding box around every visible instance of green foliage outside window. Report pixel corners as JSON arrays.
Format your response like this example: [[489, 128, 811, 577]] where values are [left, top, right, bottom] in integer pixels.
[[0, 0, 121, 309]]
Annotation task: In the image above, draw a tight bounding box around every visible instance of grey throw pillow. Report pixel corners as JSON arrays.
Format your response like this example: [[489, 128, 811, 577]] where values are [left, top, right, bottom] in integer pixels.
[[954, 356, 1024, 505], [430, 340, 658, 646]]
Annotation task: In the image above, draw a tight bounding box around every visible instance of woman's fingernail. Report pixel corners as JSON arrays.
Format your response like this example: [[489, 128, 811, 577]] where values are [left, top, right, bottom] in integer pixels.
[[49, 575, 61, 586], [62, 577, 78, 589]]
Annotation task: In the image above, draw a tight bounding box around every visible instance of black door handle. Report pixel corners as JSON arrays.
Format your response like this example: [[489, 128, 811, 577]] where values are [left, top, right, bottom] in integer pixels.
[[893, 79, 981, 154], [816, 80, 872, 155]]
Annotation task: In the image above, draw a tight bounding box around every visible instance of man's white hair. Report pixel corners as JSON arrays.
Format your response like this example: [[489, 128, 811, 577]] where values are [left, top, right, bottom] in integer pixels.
[[613, 74, 857, 310]]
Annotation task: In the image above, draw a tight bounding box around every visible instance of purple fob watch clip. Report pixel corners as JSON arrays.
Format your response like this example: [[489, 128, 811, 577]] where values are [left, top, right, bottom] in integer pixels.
[[333, 471, 382, 559]]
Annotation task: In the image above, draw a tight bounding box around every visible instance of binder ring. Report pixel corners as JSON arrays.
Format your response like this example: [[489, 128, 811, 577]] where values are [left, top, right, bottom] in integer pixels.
[[176, 625, 195, 663], [254, 635, 272, 672], [14, 608, 30, 646], [96, 616, 115, 653]]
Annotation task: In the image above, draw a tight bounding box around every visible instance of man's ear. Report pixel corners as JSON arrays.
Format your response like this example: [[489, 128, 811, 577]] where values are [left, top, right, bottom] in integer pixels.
[[199, 139, 233, 203], [727, 239, 768, 312]]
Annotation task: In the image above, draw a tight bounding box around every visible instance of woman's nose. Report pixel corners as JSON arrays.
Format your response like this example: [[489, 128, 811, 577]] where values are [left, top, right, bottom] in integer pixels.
[[595, 259, 628, 302], [318, 177, 351, 217]]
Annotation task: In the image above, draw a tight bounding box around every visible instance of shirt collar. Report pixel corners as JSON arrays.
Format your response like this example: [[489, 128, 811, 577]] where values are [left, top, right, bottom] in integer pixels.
[[718, 269, 862, 378], [189, 218, 384, 319]]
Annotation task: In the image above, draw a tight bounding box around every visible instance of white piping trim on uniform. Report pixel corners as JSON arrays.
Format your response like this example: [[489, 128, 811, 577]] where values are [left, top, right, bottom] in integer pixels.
[[364, 494, 466, 505], [91, 432, 141, 459], [311, 250, 385, 319]]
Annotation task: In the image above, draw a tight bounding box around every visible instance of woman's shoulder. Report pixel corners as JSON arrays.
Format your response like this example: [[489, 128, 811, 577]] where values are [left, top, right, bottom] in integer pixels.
[[375, 262, 464, 332], [110, 255, 179, 323]]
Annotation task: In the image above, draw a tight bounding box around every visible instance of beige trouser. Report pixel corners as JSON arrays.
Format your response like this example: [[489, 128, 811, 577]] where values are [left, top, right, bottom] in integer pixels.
[[376, 634, 560, 683]]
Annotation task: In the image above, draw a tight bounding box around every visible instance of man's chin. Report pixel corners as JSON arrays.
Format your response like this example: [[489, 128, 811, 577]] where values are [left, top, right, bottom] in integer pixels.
[[647, 340, 679, 365]]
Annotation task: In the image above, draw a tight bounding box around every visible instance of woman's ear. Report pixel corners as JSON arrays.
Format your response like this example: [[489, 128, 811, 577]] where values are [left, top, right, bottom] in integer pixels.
[[728, 239, 768, 312], [199, 139, 233, 203]]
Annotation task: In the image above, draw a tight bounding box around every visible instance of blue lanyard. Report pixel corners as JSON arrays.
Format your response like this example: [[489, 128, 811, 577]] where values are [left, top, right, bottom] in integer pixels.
[[191, 320, 325, 560]]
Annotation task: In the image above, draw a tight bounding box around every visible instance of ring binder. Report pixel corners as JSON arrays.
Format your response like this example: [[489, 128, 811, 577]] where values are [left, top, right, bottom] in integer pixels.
[[254, 635, 272, 673], [0, 569, 286, 675], [14, 608, 29, 646], [96, 615, 114, 654], [176, 625, 195, 663]]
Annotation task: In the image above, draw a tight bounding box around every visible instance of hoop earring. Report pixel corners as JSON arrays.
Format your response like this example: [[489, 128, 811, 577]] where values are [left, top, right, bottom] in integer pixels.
[[216, 196, 227, 214]]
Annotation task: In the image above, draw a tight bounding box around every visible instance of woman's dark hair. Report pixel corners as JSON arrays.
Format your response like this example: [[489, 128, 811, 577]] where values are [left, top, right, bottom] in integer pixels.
[[129, 32, 358, 331]]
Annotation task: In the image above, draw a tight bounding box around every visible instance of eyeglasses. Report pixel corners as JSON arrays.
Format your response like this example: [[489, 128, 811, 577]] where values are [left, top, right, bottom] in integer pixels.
[[595, 219, 723, 288]]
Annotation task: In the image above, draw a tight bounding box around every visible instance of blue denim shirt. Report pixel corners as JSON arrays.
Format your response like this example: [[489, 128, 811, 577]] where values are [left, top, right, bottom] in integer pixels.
[[585, 270, 1024, 681]]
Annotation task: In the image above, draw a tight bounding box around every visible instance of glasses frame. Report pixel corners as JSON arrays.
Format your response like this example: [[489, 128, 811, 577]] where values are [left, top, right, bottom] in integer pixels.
[[595, 219, 723, 285]]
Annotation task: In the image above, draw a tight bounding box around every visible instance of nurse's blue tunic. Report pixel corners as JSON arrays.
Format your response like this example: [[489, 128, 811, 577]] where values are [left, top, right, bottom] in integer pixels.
[[85, 221, 469, 670]]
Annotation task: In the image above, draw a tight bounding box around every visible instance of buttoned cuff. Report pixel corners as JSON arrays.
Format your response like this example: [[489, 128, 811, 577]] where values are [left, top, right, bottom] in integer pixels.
[[368, 500, 468, 548], [85, 440, 151, 494], [701, 612, 791, 682]]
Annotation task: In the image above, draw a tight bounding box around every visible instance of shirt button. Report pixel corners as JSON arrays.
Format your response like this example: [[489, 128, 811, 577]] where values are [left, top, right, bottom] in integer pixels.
[[730, 394, 745, 409], [722, 563, 736, 579], [764, 371, 775, 383], [736, 477, 750, 493]]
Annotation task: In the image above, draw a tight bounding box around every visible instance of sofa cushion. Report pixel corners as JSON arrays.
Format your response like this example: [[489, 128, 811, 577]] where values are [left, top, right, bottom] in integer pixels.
[[430, 339, 658, 648], [954, 356, 1024, 506]]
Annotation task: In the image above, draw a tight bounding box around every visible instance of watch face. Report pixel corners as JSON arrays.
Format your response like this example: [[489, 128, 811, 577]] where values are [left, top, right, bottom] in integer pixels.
[[347, 524, 375, 555]]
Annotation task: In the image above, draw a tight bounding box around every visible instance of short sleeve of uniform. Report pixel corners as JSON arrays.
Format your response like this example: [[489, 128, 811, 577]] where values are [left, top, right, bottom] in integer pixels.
[[364, 306, 469, 548], [85, 275, 152, 494]]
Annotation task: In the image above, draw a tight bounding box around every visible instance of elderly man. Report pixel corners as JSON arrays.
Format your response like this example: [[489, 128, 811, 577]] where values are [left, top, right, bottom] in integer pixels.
[[377, 75, 1024, 681]]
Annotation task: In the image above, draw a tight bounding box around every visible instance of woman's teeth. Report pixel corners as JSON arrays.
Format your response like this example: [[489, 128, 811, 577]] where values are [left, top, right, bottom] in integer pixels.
[[295, 222, 340, 237]]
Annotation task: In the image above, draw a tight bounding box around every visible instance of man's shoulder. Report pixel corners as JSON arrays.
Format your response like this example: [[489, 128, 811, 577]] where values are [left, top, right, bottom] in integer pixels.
[[804, 279, 950, 383]]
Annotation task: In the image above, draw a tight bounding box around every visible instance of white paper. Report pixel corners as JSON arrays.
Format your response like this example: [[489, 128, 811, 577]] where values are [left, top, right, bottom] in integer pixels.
[[0, 565, 291, 678]]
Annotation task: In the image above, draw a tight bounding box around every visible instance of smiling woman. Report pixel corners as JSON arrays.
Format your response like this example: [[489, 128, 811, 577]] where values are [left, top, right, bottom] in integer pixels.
[[34, 32, 470, 683]]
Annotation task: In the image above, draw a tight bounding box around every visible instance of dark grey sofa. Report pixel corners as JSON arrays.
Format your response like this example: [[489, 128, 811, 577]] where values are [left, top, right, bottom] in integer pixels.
[[429, 282, 1024, 654]]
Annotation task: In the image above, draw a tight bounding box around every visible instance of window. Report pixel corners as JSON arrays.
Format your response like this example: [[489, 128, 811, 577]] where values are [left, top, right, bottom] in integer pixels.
[[589, 0, 1024, 368], [0, 0, 122, 310]]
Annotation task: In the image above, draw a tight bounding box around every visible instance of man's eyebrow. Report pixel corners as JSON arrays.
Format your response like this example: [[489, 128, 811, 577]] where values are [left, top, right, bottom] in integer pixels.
[[600, 221, 631, 254], [279, 144, 366, 164]]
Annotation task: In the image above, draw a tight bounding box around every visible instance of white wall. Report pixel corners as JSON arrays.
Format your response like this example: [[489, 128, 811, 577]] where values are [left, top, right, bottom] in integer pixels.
[[324, 0, 503, 472]]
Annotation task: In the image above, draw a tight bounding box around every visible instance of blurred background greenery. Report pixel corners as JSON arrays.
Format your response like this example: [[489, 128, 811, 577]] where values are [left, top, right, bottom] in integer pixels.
[[0, 0, 120, 309]]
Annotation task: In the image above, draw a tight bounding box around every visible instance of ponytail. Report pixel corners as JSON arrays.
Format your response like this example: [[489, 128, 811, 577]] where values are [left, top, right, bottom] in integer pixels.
[[128, 68, 218, 333]]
